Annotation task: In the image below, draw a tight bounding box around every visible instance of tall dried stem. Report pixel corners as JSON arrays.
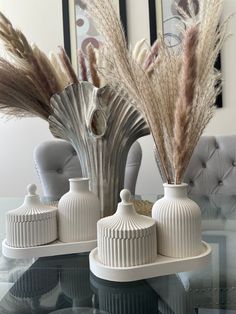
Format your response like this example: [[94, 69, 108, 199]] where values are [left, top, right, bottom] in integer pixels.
[[173, 25, 199, 184]]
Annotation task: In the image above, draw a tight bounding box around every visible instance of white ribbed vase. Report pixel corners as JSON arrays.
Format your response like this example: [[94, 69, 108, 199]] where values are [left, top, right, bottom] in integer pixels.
[[152, 183, 201, 258], [58, 178, 100, 242], [97, 189, 157, 267]]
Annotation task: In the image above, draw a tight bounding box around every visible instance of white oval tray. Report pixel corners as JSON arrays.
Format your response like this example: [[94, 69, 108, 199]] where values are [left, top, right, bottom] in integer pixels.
[[89, 241, 211, 282], [2, 239, 97, 259]]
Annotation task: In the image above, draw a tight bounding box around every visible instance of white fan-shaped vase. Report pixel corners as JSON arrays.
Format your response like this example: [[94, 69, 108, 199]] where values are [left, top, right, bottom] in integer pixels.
[[152, 183, 202, 258], [58, 178, 100, 242]]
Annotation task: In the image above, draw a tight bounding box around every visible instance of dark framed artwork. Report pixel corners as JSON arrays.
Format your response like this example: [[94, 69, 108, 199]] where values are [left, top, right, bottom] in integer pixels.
[[148, 0, 164, 44], [161, 0, 223, 107], [62, 0, 128, 70]]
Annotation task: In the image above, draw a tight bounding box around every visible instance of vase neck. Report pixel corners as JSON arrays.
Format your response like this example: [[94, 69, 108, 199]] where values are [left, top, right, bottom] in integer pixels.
[[69, 178, 89, 193], [163, 183, 188, 199]]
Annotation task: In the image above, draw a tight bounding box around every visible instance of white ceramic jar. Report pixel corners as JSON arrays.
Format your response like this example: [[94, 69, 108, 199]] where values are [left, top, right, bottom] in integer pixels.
[[152, 183, 202, 258], [6, 184, 57, 248], [97, 189, 157, 267], [58, 178, 100, 242]]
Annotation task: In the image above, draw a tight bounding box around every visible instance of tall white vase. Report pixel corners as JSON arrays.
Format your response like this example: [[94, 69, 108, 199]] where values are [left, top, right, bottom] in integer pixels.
[[58, 178, 100, 242], [152, 183, 202, 258]]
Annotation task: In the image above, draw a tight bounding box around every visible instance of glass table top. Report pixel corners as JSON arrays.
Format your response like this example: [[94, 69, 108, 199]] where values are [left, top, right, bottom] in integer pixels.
[[0, 195, 236, 313]]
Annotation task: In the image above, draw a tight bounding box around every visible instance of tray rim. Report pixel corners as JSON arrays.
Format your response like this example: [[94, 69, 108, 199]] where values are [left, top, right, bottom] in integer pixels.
[[89, 241, 212, 282], [2, 238, 97, 259]]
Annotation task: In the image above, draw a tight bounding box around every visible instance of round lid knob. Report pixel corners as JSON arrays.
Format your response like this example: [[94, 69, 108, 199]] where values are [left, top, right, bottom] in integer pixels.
[[23, 183, 41, 206], [120, 189, 131, 204], [27, 184, 37, 196], [116, 189, 135, 215]]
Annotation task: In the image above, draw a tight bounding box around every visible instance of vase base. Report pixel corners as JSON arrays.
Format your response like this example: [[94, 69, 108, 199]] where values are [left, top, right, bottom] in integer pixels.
[[89, 241, 211, 282], [2, 238, 97, 259]]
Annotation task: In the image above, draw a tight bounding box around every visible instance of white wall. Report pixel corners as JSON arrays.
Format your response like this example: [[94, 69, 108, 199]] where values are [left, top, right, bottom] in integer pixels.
[[0, 0, 63, 196], [0, 0, 236, 198]]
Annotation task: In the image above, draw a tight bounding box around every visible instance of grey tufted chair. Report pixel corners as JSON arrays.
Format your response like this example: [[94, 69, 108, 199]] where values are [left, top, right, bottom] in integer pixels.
[[34, 140, 142, 202], [184, 135, 236, 195]]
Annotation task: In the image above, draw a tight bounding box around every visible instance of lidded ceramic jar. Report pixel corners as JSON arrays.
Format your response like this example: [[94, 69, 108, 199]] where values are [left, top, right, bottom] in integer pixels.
[[6, 184, 57, 248], [58, 178, 100, 242], [97, 189, 157, 267]]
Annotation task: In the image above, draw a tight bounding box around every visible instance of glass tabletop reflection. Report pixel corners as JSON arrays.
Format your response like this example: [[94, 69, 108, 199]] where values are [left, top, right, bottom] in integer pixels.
[[0, 194, 236, 313]]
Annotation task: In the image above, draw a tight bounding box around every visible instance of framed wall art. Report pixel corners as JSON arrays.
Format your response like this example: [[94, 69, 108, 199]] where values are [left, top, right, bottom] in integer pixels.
[[148, 0, 164, 44], [161, 0, 223, 107], [62, 0, 127, 71]]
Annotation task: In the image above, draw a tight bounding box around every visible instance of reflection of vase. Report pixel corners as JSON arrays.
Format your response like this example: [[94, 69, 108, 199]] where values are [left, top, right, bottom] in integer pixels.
[[49, 82, 149, 217], [152, 183, 202, 258], [90, 274, 159, 314], [60, 254, 93, 308], [58, 178, 100, 242], [10, 266, 59, 299]]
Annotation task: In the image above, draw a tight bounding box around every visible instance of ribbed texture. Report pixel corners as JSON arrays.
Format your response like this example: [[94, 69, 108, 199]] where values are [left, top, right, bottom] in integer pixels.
[[61, 268, 92, 300], [10, 267, 58, 298], [6, 214, 57, 247], [97, 206, 157, 267], [152, 184, 201, 258], [58, 181, 100, 242], [6, 206, 57, 248], [91, 277, 159, 314]]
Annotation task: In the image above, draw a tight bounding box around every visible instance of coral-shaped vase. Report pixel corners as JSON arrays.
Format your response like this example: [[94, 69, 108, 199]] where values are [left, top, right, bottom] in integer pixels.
[[152, 183, 202, 258], [97, 189, 157, 267], [58, 178, 100, 242]]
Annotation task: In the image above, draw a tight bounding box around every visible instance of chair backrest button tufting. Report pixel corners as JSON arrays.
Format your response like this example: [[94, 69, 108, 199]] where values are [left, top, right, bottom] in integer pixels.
[[218, 181, 223, 186], [57, 169, 63, 174], [233, 161, 236, 167]]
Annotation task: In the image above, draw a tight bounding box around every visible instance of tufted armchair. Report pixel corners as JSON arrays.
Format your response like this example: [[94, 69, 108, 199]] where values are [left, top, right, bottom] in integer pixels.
[[34, 140, 142, 202], [184, 135, 236, 195]]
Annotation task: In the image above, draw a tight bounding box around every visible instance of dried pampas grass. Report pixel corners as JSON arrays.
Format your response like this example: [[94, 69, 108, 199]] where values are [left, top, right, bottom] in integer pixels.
[[87, 0, 228, 184], [0, 12, 78, 120]]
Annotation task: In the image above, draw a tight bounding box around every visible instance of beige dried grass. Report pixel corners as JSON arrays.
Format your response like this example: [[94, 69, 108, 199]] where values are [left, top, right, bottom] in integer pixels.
[[86, 43, 101, 88], [87, 0, 228, 184], [0, 12, 78, 120]]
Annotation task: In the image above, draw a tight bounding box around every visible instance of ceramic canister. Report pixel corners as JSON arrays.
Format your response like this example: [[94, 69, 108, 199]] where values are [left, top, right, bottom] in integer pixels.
[[97, 189, 157, 267], [6, 184, 57, 247], [58, 178, 100, 242]]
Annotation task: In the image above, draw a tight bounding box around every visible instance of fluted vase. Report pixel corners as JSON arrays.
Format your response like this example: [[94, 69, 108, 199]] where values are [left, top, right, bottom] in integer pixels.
[[58, 178, 100, 242], [152, 183, 202, 258], [49, 82, 149, 217]]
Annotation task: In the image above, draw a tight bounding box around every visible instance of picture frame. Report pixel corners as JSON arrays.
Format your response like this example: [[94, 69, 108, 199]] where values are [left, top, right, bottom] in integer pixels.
[[148, 0, 164, 44], [161, 0, 223, 107], [62, 0, 127, 71]]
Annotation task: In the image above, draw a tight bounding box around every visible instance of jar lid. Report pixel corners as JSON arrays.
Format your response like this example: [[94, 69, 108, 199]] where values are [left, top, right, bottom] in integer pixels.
[[98, 189, 156, 239], [7, 184, 57, 222]]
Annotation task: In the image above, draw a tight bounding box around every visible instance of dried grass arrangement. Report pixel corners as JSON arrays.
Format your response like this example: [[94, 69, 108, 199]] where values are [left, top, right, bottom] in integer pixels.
[[0, 12, 111, 119], [0, 12, 80, 120], [0, 9, 160, 120], [87, 0, 229, 185]]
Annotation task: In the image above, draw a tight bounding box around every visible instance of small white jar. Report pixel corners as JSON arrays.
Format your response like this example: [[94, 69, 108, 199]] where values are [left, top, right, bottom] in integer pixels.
[[6, 184, 57, 248], [97, 189, 157, 267]]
